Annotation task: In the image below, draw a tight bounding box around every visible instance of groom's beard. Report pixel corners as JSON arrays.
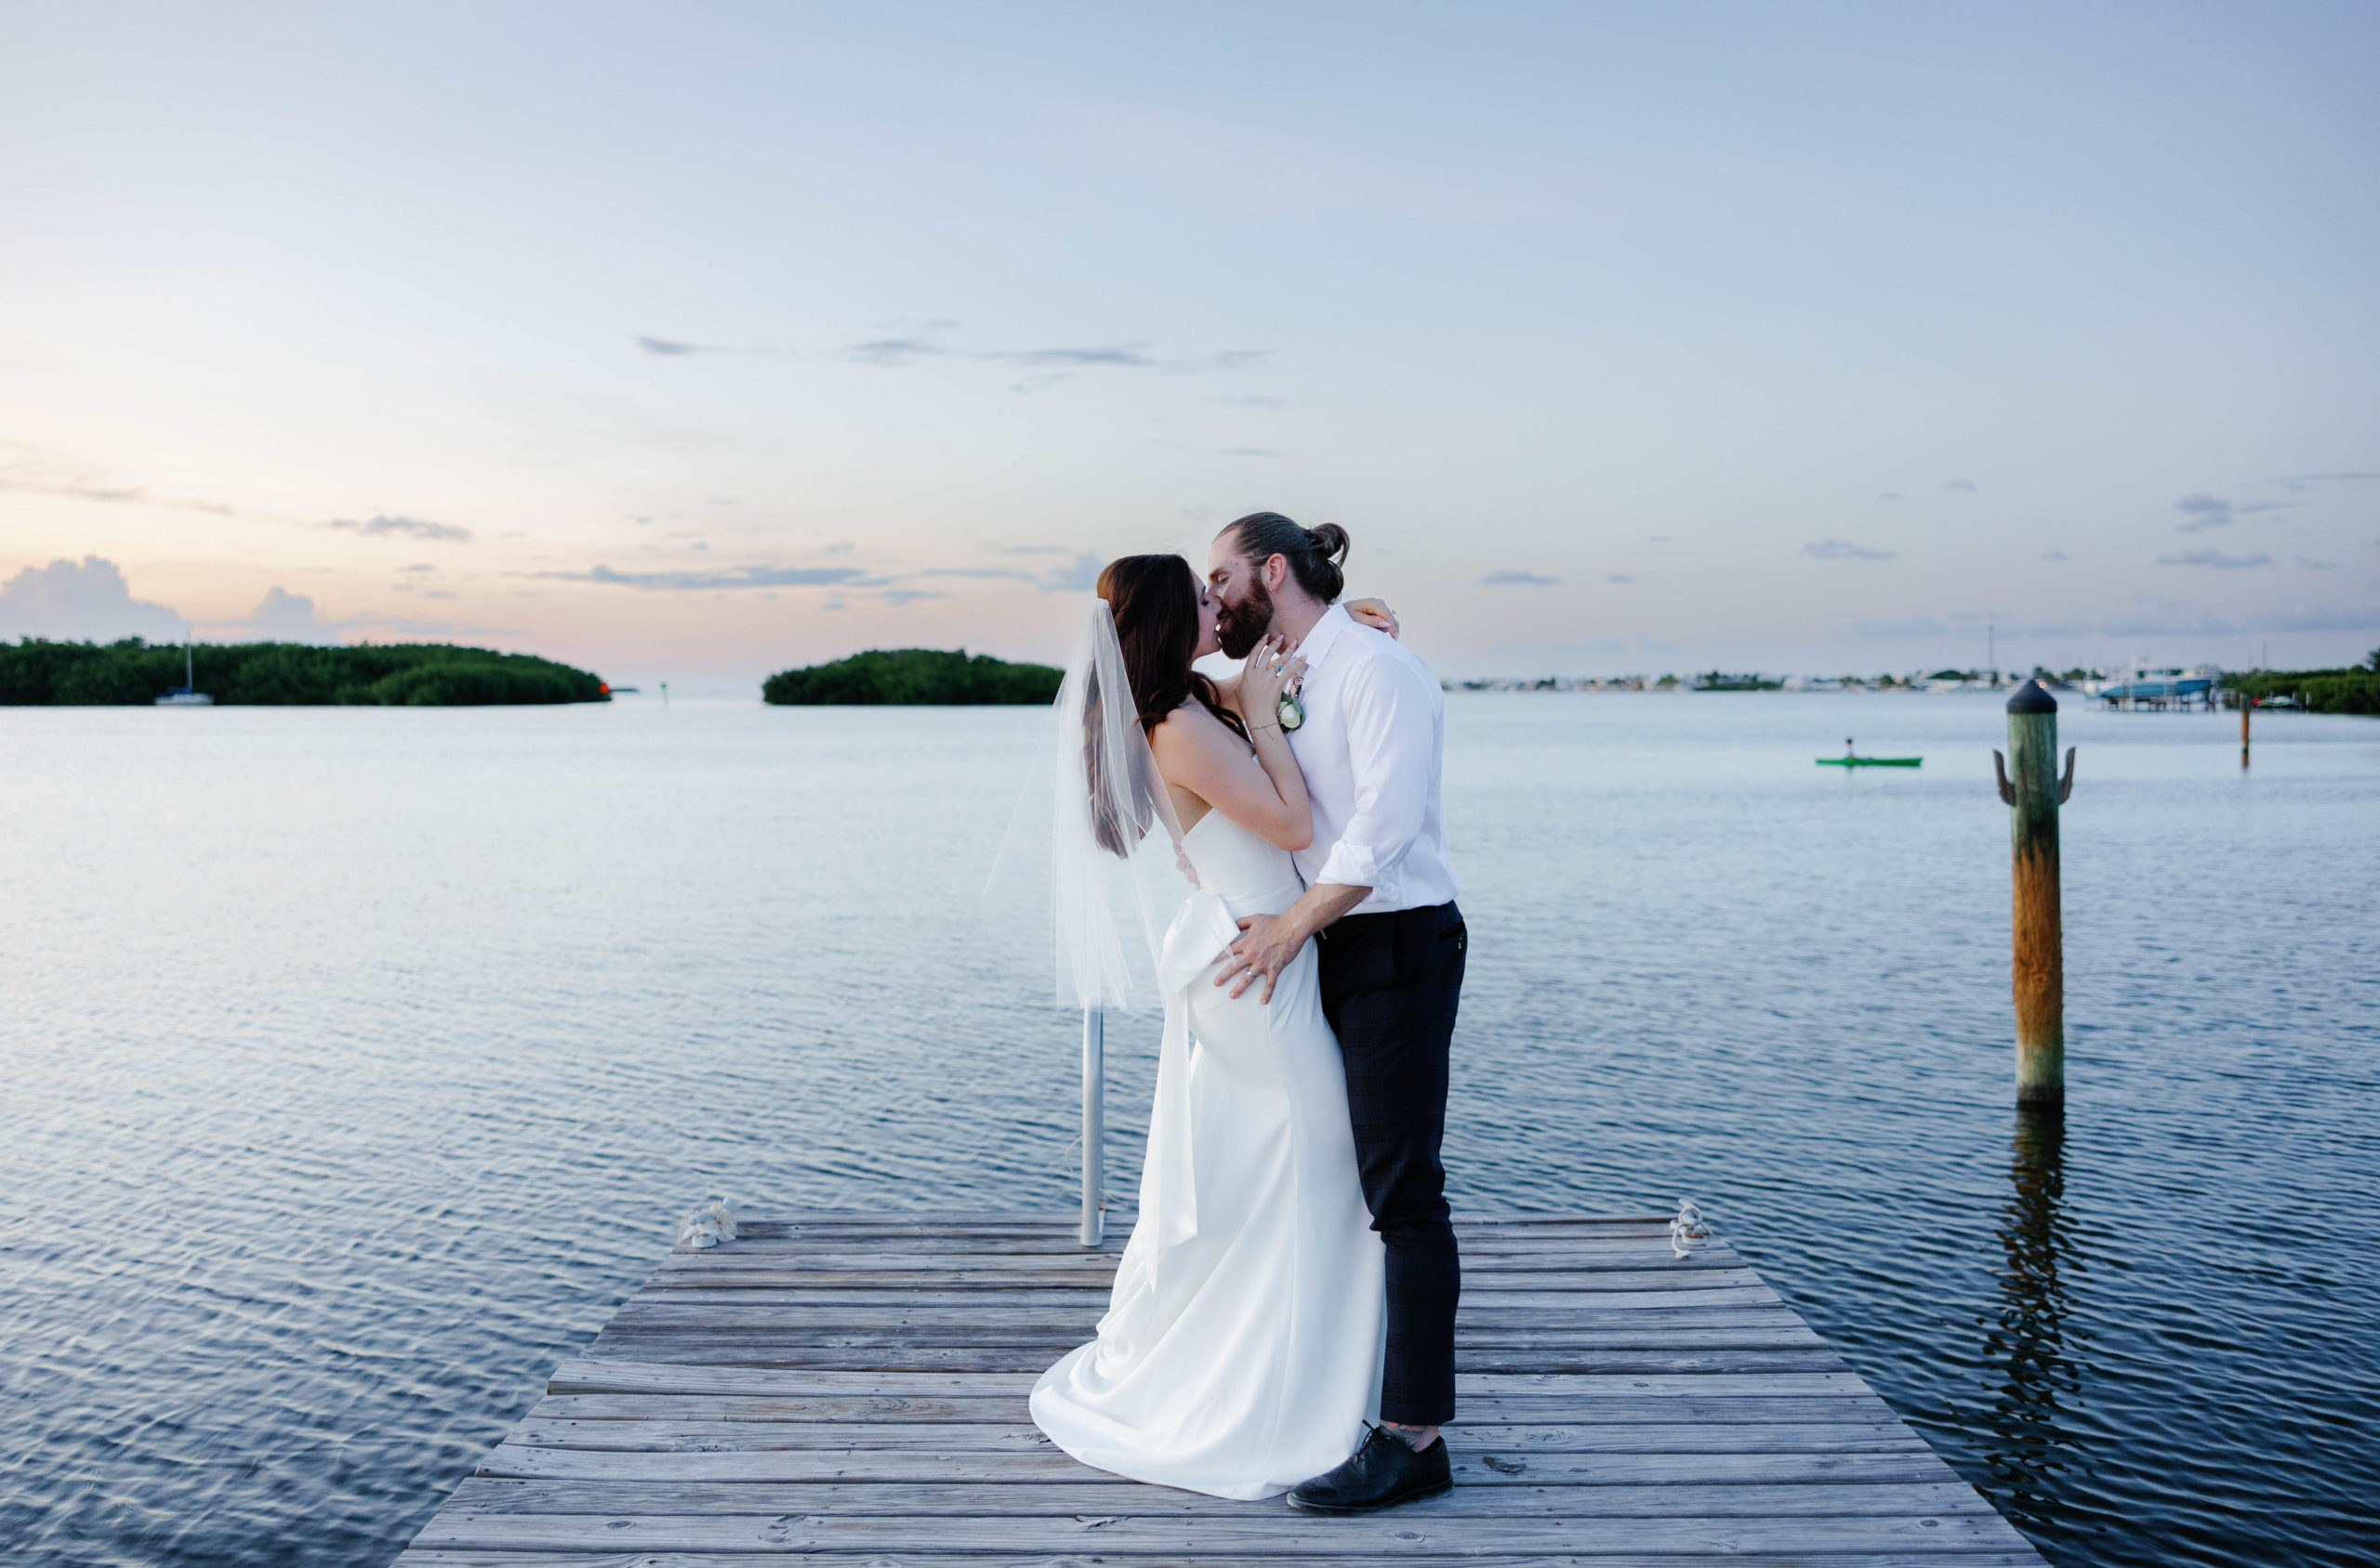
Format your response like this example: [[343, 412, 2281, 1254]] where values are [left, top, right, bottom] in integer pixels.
[[1215, 577, 1276, 660]]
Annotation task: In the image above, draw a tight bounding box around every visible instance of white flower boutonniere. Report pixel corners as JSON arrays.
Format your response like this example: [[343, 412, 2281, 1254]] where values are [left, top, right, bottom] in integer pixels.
[[1277, 689, 1304, 731]]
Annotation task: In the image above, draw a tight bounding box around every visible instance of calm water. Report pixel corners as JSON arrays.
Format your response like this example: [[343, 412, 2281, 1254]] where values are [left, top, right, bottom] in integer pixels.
[[2, 693, 2373, 1567]]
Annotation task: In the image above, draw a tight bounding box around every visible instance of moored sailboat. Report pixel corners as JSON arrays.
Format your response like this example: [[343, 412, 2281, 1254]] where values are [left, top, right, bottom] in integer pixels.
[[155, 637, 213, 706]]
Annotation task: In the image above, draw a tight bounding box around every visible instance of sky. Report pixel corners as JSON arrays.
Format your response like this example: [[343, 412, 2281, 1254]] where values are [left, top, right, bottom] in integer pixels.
[[3, 2, 2376, 687]]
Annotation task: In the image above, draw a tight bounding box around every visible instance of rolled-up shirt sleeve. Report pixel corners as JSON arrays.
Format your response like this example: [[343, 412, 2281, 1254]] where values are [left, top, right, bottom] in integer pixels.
[[1312, 653, 1435, 899]]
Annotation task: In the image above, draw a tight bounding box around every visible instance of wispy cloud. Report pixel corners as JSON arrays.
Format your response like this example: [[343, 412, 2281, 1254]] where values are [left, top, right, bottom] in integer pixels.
[[0, 471, 147, 505], [1481, 570, 1559, 586], [2266, 470, 2379, 491], [522, 551, 1098, 597], [1876, 491, 1902, 501], [2156, 547, 2272, 569], [1605, 573, 1633, 584], [1149, 438, 1282, 457], [325, 514, 472, 543], [635, 335, 720, 356], [896, 551, 1108, 593], [1805, 539, 1893, 560], [1945, 480, 1979, 493], [992, 344, 1160, 368], [2294, 555, 2341, 571], [531, 564, 866, 591], [2173, 493, 2294, 532], [1037, 551, 1103, 592], [848, 336, 944, 367], [845, 327, 1267, 381], [0, 443, 243, 519], [2041, 549, 2069, 561]]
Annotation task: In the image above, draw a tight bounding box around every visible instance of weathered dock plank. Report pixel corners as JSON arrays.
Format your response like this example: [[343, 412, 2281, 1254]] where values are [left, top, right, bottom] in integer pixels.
[[396, 1211, 2043, 1565]]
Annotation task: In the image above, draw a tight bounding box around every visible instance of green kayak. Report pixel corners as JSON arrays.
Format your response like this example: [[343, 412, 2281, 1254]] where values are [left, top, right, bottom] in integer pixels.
[[1817, 756, 1922, 768]]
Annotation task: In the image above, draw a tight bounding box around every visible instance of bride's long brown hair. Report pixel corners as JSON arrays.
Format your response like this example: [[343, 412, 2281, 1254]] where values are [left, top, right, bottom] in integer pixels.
[[1086, 555, 1248, 855], [1097, 555, 1249, 741]]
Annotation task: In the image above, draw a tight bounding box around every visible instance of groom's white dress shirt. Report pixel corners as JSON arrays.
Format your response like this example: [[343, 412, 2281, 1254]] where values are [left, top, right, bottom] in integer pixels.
[[1282, 603, 1458, 916]]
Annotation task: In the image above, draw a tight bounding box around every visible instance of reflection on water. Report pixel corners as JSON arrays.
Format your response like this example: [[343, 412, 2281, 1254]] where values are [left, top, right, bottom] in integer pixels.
[[1969, 1107, 2092, 1537]]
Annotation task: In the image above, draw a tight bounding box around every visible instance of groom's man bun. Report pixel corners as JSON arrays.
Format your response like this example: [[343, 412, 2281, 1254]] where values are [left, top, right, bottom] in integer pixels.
[[1223, 511, 1350, 603]]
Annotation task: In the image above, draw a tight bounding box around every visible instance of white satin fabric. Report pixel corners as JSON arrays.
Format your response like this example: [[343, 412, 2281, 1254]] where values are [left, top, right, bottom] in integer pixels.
[[1029, 809, 1386, 1499]]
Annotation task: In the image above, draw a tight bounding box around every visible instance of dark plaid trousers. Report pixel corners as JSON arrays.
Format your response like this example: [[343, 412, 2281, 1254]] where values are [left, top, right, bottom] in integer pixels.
[[1316, 899, 1466, 1427]]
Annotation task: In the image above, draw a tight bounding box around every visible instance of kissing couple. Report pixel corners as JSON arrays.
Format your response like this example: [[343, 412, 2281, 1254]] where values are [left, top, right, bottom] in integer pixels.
[[1022, 511, 1467, 1513]]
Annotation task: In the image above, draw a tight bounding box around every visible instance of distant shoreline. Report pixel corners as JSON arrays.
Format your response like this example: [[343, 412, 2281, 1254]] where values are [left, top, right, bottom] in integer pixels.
[[0, 639, 610, 706], [1448, 659, 2378, 713]]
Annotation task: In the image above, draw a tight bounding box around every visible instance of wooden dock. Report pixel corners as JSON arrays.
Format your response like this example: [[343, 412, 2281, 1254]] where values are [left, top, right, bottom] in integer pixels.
[[397, 1210, 2046, 1566]]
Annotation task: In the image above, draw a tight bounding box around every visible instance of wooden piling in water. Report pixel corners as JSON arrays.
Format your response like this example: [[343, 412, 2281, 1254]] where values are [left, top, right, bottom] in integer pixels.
[[2241, 692, 2251, 769], [1995, 680, 2068, 1107]]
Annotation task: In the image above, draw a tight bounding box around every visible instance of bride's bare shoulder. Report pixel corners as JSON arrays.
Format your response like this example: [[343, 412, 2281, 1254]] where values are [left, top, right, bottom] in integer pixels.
[[1150, 699, 1236, 756]]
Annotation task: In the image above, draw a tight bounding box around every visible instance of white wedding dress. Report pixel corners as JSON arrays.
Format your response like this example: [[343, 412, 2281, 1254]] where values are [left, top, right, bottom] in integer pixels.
[[1030, 807, 1387, 1500]]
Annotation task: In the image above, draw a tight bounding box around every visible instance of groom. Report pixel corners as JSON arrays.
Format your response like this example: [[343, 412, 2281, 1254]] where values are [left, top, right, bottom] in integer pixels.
[[1208, 511, 1466, 1514]]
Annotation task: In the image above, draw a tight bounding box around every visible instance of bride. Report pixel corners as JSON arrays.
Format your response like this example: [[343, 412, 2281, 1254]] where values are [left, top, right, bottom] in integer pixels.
[[1025, 553, 1392, 1500]]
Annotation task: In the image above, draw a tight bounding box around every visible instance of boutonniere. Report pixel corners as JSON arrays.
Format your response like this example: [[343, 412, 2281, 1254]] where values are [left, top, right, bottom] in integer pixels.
[[1277, 682, 1304, 731]]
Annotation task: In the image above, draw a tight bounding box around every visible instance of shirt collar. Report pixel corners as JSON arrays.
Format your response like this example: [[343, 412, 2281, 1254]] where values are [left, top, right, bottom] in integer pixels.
[[1293, 602, 1355, 666]]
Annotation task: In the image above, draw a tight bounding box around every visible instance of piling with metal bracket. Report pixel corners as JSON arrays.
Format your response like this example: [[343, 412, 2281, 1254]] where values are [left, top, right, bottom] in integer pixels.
[[1994, 679, 2072, 1106]]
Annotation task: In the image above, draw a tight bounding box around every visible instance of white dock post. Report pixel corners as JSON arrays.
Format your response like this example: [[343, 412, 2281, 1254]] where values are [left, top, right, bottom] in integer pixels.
[[1079, 1008, 1105, 1245]]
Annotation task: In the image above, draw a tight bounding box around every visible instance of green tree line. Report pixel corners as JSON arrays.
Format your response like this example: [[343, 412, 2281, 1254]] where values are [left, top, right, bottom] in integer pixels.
[[762, 648, 1063, 705], [0, 639, 611, 705], [2223, 651, 2380, 716]]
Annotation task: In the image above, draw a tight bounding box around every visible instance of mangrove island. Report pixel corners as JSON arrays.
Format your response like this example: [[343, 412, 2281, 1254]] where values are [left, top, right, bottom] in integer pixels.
[[0, 639, 611, 705], [762, 648, 1063, 705], [2225, 656, 2380, 715]]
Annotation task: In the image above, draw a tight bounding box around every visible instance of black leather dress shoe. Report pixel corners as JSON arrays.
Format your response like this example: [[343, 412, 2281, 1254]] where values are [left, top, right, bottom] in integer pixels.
[[1286, 1424, 1452, 1514]]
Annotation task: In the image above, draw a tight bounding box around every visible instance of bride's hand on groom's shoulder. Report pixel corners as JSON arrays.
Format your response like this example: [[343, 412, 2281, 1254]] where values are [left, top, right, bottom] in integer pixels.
[[1346, 598, 1400, 639]]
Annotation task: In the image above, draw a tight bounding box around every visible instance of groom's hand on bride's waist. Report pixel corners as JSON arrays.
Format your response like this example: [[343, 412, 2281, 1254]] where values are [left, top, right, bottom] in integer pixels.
[[1214, 883, 1373, 1003], [1215, 912, 1307, 1004]]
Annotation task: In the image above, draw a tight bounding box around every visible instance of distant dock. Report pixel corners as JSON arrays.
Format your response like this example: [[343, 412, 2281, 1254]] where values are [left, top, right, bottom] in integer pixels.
[[396, 1209, 2044, 1565]]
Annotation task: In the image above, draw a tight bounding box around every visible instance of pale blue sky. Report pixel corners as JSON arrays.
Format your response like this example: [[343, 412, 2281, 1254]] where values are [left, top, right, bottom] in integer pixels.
[[3, 3, 2374, 684]]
